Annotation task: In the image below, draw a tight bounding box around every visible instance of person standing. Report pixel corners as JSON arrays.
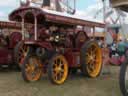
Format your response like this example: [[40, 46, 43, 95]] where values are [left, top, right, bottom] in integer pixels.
[[117, 40, 126, 56], [110, 40, 117, 57], [102, 43, 111, 74]]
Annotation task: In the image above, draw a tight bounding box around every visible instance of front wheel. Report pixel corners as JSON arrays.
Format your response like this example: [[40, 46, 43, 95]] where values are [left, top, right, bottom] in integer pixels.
[[119, 59, 128, 96], [48, 54, 68, 85], [21, 54, 43, 82]]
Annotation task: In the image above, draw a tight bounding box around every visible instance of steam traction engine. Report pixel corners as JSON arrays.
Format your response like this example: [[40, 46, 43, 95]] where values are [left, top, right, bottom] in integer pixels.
[[9, 6, 105, 84]]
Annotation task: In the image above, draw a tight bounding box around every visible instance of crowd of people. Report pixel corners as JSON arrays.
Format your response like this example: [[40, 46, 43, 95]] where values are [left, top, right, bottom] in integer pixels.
[[98, 39, 128, 58], [109, 39, 128, 57], [97, 39, 128, 74]]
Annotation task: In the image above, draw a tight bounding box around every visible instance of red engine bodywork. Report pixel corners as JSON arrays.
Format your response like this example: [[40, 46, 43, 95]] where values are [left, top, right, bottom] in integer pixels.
[[0, 48, 13, 65], [64, 49, 80, 68], [0, 30, 22, 67]]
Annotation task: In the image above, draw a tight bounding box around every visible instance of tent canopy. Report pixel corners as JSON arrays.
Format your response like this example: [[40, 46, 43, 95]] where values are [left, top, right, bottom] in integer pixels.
[[110, 0, 128, 12]]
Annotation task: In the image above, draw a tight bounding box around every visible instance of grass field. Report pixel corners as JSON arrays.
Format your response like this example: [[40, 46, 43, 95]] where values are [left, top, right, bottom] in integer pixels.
[[0, 66, 122, 96]]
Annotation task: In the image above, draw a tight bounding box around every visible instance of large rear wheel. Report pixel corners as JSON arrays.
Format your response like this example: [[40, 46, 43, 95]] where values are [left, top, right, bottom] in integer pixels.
[[15, 42, 29, 68], [81, 40, 102, 78], [48, 54, 68, 85], [21, 55, 42, 82], [119, 59, 128, 96]]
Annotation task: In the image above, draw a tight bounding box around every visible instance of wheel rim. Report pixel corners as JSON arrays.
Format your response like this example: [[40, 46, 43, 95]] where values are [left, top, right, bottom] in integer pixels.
[[25, 56, 42, 81], [19, 45, 29, 66], [85, 43, 102, 77], [52, 55, 68, 84], [125, 64, 128, 93]]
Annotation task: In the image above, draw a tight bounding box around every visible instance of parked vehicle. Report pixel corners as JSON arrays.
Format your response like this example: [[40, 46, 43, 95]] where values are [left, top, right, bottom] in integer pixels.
[[0, 21, 22, 69], [9, 7, 105, 84]]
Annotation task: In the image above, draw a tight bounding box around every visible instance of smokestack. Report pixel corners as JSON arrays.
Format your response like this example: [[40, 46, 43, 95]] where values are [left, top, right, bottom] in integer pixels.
[[42, 0, 50, 7], [20, 0, 30, 7], [56, 0, 62, 12], [41, 0, 62, 12]]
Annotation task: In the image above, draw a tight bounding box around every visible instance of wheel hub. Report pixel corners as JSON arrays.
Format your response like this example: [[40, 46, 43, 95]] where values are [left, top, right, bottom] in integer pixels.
[[55, 66, 63, 73], [31, 65, 35, 72]]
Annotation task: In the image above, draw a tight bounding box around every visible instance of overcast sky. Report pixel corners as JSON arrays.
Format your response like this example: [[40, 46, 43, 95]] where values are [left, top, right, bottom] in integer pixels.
[[1, 0, 128, 24], [0, 0, 104, 20]]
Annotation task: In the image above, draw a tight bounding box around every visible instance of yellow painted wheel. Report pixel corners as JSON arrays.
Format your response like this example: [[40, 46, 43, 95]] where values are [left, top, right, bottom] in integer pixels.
[[18, 44, 29, 67], [15, 42, 30, 68], [81, 40, 102, 78], [48, 54, 68, 85], [22, 55, 42, 82]]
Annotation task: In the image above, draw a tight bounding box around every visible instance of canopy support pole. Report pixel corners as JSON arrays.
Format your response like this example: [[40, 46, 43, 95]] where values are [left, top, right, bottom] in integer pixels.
[[34, 16, 37, 41], [22, 17, 25, 40], [93, 27, 95, 39]]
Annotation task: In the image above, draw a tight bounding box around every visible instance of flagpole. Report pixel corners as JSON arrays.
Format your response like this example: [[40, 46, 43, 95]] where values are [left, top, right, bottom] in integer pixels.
[[102, 0, 107, 43], [102, 0, 106, 23]]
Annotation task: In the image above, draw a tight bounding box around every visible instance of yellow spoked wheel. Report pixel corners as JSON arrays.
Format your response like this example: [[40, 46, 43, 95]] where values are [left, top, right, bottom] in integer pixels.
[[81, 40, 102, 78], [16, 43, 29, 67], [48, 54, 68, 85], [22, 55, 42, 82]]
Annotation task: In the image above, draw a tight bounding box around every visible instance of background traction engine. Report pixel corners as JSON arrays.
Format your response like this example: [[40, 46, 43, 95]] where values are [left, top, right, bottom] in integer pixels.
[[0, 31, 22, 68]]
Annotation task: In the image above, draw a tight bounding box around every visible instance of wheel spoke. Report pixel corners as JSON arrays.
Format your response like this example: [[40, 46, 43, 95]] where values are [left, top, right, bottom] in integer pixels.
[[57, 58, 60, 65], [86, 53, 90, 58], [90, 46, 94, 56], [54, 60, 57, 65], [53, 64, 58, 68], [59, 72, 63, 80], [25, 65, 31, 73], [86, 60, 91, 65], [87, 65, 93, 73], [21, 48, 26, 53], [18, 46, 29, 67], [86, 53, 92, 64], [91, 64, 95, 70], [94, 59, 99, 63], [89, 63, 96, 72], [54, 75, 58, 81], [88, 49, 92, 56], [86, 58, 92, 64], [92, 48, 97, 53], [60, 68, 64, 73], [33, 58, 37, 65]]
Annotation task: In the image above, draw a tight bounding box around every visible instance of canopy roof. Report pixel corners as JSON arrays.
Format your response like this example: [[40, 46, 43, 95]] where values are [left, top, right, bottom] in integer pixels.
[[0, 21, 33, 29], [110, 0, 128, 12], [0, 21, 21, 29], [9, 7, 105, 28]]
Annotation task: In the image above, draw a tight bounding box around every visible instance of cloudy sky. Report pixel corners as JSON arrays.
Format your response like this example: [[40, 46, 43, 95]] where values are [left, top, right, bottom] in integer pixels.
[[0, 0, 127, 24], [0, 0, 105, 21]]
